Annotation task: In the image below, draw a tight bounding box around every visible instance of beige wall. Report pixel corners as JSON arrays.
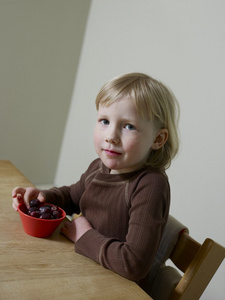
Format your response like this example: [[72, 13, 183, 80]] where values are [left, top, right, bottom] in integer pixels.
[[55, 1, 225, 298], [0, 0, 91, 184]]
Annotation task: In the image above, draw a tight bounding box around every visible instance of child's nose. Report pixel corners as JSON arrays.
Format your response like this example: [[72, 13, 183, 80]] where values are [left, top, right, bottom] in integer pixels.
[[105, 136, 120, 144], [105, 128, 120, 144]]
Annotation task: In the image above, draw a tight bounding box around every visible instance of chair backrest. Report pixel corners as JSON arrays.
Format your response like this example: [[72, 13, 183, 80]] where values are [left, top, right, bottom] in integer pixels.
[[144, 215, 225, 300], [169, 232, 225, 300]]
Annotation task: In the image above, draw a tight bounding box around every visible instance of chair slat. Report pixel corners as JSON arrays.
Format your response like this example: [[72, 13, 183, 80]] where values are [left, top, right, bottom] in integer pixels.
[[170, 232, 200, 273], [170, 237, 225, 300]]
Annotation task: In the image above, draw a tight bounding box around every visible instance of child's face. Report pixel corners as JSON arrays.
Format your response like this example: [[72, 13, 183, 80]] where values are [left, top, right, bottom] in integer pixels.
[[94, 96, 162, 174]]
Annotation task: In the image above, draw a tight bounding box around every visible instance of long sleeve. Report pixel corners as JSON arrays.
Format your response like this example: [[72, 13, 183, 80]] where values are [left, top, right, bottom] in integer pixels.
[[41, 159, 102, 216], [75, 169, 170, 281], [41, 159, 170, 282]]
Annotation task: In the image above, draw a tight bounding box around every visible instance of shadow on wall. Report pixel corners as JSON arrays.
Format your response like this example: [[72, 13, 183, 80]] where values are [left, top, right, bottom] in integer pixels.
[[0, 0, 91, 185]]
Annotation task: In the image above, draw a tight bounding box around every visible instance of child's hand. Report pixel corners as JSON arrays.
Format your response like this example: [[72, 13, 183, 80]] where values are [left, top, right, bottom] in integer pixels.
[[12, 187, 45, 211], [61, 216, 93, 243]]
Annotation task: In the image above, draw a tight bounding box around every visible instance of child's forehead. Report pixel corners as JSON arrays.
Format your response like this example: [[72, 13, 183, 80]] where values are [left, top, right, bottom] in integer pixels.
[[98, 95, 135, 110], [96, 89, 155, 121], [98, 97, 151, 121]]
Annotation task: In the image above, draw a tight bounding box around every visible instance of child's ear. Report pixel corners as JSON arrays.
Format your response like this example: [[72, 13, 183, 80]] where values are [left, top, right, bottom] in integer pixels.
[[152, 129, 168, 150]]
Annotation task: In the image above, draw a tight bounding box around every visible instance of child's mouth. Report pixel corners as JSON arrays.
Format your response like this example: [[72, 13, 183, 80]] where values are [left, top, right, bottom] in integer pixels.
[[104, 149, 122, 156]]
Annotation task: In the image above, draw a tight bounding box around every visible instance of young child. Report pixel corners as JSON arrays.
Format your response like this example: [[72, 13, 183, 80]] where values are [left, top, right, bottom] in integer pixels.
[[12, 72, 179, 289]]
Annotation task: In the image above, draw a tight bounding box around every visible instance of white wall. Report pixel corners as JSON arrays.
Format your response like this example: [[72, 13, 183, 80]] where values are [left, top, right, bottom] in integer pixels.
[[0, 0, 90, 184], [55, 1, 225, 298]]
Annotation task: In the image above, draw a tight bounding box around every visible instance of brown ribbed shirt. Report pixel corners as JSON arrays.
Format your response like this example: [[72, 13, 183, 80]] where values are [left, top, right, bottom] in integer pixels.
[[43, 158, 170, 282]]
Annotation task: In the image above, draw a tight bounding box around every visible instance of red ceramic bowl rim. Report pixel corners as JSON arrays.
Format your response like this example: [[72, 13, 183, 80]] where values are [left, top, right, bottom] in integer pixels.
[[18, 202, 66, 221]]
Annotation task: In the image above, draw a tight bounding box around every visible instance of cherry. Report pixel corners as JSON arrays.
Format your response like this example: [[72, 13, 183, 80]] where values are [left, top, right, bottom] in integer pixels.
[[28, 207, 38, 214], [30, 210, 41, 218], [30, 199, 41, 208], [51, 205, 58, 211], [26, 201, 62, 219], [52, 211, 59, 219], [40, 212, 52, 219], [39, 205, 51, 214]]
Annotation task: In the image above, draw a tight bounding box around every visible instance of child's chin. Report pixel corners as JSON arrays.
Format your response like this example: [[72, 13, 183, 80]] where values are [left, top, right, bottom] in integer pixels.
[[102, 158, 121, 171]]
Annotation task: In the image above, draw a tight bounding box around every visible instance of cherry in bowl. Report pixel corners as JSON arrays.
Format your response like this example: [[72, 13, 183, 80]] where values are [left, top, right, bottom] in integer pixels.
[[18, 200, 66, 238]]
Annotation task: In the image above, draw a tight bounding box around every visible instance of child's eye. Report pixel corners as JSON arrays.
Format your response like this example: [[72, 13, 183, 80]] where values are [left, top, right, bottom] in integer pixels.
[[124, 124, 135, 130], [100, 119, 109, 125]]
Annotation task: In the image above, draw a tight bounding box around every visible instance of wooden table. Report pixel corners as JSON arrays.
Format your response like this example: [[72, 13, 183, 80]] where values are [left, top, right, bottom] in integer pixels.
[[0, 161, 151, 299]]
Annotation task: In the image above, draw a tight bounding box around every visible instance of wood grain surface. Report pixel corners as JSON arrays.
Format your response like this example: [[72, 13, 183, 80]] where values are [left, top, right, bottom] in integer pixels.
[[0, 161, 151, 299]]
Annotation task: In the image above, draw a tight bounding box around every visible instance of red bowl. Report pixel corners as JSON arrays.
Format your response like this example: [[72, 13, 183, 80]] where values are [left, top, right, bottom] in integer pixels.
[[18, 202, 66, 238]]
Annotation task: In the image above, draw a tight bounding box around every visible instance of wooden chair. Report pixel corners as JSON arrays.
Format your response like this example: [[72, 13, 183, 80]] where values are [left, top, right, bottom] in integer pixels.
[[144, 215, 225, 300], [169, 231, 225, 299]]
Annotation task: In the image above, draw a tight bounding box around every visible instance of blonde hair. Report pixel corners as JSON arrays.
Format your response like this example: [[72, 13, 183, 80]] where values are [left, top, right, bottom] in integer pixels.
[[95, 72, 180, 170]]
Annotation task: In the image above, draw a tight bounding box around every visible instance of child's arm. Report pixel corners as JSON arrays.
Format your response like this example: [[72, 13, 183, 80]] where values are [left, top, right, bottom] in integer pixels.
[[74, 172, 170, 282], [40, 159, 102, 216]]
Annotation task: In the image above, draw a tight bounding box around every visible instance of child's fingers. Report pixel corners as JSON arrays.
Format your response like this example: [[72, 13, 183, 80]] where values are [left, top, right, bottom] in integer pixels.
[[12, 201, 18, 211], [12, 187, 25, 211], [12, 194, 23, 211], [12, 187, 44, 211], [60, 220, 76, 243], [12, 187, 26, 198], [22, 187, 40, 208], [37, 192, 46, 203]]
